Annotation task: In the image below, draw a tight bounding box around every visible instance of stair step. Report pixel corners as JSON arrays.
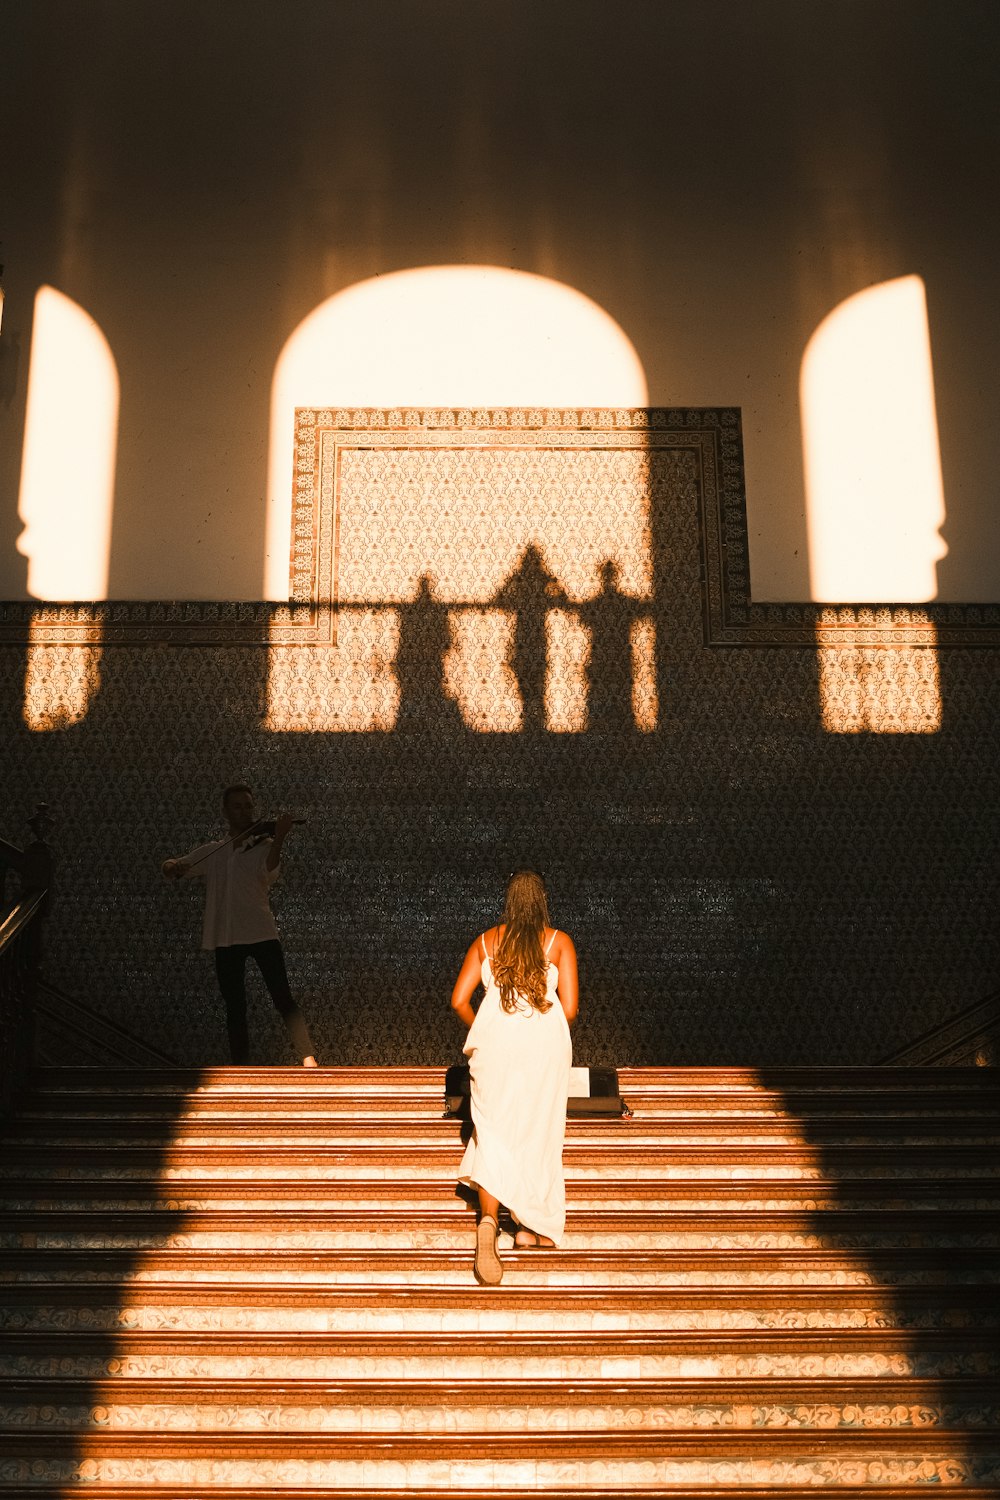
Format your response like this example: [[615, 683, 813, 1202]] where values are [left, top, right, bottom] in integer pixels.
[[2, 1375, 998, 1433], [2, 1427, 999, 1489], [4, 1327, 996, 1380], [4, 1490, 1000, 1500], [4, 1177, 998, 1211], [4, 1206, 1000, 1251], [4, 1142, 998, 1180], [4, 1245, 998, 1286], [27, 1064, 1000, 1091], [11, 1117, 1000, 1145], [20, 1088, 1000, 1119], [2, 1283, 992, 1337]]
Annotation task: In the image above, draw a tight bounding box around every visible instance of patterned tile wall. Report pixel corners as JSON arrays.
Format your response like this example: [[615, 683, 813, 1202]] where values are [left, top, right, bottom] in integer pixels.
[[2, 412, 998, 1067]]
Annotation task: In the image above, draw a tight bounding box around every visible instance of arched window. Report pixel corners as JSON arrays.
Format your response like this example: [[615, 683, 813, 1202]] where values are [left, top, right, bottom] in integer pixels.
[[264, 266, 656, 733]]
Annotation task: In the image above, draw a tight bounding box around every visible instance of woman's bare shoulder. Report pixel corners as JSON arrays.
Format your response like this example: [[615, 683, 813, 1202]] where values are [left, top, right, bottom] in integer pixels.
[[480, 924, 503, 955], [548, 926, 576, 955]]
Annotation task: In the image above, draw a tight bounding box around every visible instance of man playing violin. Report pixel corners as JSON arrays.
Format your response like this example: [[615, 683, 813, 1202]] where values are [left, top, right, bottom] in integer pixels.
[[162, 784, 318, 1067]]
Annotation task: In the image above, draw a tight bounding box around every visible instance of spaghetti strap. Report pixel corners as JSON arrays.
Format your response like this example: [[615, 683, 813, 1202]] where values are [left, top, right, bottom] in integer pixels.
[[544, 928, 558, 956], [480, 933, 488, 959]]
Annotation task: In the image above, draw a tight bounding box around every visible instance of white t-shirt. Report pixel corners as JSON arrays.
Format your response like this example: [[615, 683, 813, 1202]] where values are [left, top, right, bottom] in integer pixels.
[[181, 837, 281, 950]]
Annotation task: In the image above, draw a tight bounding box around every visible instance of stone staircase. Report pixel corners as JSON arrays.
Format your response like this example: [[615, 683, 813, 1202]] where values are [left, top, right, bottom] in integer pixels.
[[0, 1064, 999, 1495]]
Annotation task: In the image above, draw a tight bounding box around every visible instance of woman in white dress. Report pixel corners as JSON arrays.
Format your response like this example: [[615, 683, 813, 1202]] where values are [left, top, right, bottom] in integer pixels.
[[450, 869, 579, 1285]]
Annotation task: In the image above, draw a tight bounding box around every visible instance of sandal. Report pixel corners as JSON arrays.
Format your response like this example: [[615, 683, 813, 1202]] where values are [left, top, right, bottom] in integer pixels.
[[514, 1227, 555, 1249], [474, 1214, 503, 1286]]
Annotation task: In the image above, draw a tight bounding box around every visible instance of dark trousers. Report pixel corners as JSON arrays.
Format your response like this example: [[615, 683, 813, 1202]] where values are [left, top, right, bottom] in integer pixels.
[[213, 939, 314, 1063]]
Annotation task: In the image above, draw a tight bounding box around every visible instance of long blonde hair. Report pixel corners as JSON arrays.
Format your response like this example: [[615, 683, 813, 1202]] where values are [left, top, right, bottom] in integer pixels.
[[492, 869, 553, 1014]]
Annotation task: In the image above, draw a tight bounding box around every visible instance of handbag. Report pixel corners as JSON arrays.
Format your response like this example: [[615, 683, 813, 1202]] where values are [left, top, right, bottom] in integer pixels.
[[443, 1062, 630, 1118]]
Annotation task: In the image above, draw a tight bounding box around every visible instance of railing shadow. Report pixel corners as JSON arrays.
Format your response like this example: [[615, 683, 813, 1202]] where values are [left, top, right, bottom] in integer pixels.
[[756, 1064, 1000, 1489], [0, 1062, 208, 1490]]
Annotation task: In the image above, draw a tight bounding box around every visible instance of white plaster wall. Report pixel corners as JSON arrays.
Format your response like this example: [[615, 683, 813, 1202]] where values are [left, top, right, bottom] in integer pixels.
[[0, 0, 996, 602]]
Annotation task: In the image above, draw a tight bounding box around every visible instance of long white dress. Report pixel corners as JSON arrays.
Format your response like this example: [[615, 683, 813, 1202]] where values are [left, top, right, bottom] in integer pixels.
[[457, 932, 572, 1244]]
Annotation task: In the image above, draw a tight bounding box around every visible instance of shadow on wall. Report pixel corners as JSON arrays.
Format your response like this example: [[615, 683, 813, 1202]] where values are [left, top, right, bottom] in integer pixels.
[[7, 389, 997, 1071], [4, 265, 997, 1069], [10, 264, 955, 739]]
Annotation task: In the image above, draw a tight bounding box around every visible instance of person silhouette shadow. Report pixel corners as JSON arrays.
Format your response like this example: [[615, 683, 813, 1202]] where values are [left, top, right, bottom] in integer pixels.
[[579, 560, 639, 733], [394, 574, 465, 733], [494, 545, 568, 733]]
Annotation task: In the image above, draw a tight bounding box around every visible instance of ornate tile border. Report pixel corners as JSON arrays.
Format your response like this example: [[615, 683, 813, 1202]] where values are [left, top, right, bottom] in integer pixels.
[[2, 407, 997, 647], [0, 600, 287, 647]]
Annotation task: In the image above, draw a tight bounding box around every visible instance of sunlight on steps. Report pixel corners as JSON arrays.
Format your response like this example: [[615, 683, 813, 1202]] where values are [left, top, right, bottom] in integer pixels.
[[1, 1065, 999, 1494]]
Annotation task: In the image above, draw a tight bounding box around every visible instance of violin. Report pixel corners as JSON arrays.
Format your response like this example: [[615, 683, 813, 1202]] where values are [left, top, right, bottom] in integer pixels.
[[243, 816, 307, 848], [247, 817, 307, 838]]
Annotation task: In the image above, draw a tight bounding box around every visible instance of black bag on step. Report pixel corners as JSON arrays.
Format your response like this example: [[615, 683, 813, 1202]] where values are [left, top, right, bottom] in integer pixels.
[[443, 1063, 629, 1118]]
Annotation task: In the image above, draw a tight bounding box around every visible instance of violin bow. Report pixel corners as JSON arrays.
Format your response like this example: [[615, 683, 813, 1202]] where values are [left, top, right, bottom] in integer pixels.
[[178, 817, 305, 872]]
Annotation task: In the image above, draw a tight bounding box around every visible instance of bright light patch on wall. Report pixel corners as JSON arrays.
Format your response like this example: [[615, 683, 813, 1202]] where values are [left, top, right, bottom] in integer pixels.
[[264, 610, 400, 732], [630, 617, 659, 733], [17, 286, 119, 600], [265, 266, 647, 599], [545, 609, 590, 733], [444, 609, 523, 732], [266, 266, 654, 734], [23, 628, 102, 732], [803, 277, 944, 733], [818, 630, 941, 734], [335, 447, 654, 605], [802, 275, 946, 602]]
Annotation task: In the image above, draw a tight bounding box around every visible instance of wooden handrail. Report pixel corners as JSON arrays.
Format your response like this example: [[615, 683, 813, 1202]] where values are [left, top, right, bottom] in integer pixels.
[[880, 988, 1000, 1067], [0, 889, 47, 954], [0, 889, 47, 1120]]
